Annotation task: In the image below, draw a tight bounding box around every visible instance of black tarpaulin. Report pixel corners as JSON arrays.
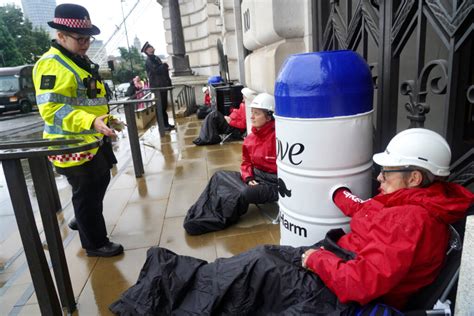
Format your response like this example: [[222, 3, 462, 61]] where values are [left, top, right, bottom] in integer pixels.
[[183, 170, 278, 235], [109, 231, 356, 315]]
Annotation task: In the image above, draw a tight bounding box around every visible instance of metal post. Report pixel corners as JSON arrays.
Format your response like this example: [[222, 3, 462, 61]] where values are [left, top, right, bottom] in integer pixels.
[[169, 88, 176, 122], [2, 159, 62, 316], [47, 161, 62, 213], [120, 0, 134, 73], [154, 90, 166, 137], [29, 157, 76, 313], [123, 103, 145, 177]]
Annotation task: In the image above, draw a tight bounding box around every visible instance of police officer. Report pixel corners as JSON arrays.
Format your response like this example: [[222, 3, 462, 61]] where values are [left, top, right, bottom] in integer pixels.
[[141, 41, 174, 130], [33, 4, 124, 257]]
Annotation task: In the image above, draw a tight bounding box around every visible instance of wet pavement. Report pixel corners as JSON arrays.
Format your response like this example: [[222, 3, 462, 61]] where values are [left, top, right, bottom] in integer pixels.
[[0, 112, 280, 315]]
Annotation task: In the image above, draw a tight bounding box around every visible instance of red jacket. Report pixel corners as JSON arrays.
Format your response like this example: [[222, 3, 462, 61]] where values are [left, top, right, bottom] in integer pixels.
[[240, 120, 277, 182], [229, 102, 246, 131], [306, 182, 474, 309], [204, 91, 211, 106]]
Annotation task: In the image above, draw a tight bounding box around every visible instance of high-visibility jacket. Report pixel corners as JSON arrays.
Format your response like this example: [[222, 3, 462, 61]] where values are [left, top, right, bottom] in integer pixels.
[[33, 46, 109, 168]]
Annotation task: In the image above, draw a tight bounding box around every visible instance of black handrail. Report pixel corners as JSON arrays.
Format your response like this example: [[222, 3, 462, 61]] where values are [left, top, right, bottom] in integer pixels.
[[0, 139, 101, 315]]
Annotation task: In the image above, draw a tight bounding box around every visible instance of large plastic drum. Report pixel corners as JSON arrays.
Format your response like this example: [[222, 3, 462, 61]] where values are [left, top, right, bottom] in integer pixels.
[[274, 50, 374, 246]]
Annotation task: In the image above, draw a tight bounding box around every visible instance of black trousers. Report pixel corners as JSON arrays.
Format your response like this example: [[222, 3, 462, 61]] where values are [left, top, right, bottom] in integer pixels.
[[183, 169, 278, 235], [159, 90, 171, 127], [194, 110, 243, 145], [57, 143, 116, 250], [66, 170, 110, 250]]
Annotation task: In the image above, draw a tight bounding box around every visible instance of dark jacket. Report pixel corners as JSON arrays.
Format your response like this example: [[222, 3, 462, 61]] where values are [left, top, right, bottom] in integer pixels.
[[145, 55, 171, 88]]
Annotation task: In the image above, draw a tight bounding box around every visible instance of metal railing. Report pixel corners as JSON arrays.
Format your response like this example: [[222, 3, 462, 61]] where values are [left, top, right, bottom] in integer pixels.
[[0, 138, 101, 315], [175, 84, 196, 114]]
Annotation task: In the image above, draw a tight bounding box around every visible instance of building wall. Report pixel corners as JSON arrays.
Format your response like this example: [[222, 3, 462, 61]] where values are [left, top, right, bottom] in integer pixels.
[[241, 0, 312, 93], [88, 40, 109, 69], [160, 0, 226, 78], [159, 0, 312, 86]]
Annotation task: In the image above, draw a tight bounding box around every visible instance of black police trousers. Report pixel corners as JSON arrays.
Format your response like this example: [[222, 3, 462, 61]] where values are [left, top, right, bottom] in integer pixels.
[[159, 90, 171, 127], [66, 170, 110, 250], [57, 143, 116, 250]]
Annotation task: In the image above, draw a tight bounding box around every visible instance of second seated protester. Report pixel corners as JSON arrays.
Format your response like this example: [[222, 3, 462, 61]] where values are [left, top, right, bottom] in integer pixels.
[[109, 128, 474, 315], [184, 92, 278, 235], [193, 87, 257, 145]]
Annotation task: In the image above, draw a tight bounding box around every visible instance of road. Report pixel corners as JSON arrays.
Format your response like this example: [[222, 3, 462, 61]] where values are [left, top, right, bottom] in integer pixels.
[[0, 111, 45, 248], [0, 111, 43, 138]]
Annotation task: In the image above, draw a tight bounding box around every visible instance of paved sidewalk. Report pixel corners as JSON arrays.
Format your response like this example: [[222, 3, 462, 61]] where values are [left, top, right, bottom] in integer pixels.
[[0, 114, 280, 315]]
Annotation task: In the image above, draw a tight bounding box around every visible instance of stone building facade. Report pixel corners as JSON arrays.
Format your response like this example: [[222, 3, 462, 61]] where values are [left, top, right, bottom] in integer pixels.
[[158, 0, 313, 93]]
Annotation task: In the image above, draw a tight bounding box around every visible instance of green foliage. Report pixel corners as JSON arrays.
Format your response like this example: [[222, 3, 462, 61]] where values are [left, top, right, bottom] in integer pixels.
[[0, 4, 51, 66], [113, 46, 146, 83], [0, 18, 22, 66]]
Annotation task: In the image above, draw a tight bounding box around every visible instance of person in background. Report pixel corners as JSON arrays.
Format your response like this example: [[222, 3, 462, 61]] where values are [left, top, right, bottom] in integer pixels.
[[203, 86, 211, 107], [33, 3, 124, 257], [111, 128, 474, 315], [125, 76, 146, 110], [184, 93, 278, 235], [193, 87, 257, 145], [141, 41, 174, 130]]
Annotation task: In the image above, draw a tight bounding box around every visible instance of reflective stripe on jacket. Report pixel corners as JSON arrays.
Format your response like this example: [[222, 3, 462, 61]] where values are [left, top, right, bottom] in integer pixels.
[[33, 47, 109, 168]]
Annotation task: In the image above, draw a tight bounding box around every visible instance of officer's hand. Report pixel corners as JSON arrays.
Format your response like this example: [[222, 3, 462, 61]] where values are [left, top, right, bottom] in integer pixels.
[[93, 114, 116, 138], [224, 116, 231, 124]]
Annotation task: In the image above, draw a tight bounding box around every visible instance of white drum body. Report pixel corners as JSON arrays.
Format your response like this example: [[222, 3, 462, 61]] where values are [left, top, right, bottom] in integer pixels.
[[276, 112, 373, 246], [274, 50, 375, 247]]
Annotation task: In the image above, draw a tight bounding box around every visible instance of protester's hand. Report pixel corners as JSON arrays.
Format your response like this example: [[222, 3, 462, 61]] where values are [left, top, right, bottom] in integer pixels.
[[302, 247, 323, 269], [248, 180, 258, 186], [93, 114, 116, 139], [110, 117, 127, 132], [224, 116, 231, 124]]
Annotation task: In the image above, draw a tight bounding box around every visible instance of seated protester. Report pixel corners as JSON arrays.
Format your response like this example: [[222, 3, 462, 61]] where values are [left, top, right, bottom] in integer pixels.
[[203, 86, 211, 107], [110, 128, 474, 315], [184, 93, 278, 235], [193, 87, 257, 145], [196, 86, 212, 119]]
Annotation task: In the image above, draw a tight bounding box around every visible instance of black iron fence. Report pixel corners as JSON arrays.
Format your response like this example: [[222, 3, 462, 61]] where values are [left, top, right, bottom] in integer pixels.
[[313, 0, 473, 162]]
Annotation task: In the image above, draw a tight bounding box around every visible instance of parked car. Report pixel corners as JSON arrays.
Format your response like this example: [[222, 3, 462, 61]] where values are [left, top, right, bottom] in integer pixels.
[[115, 82, 131, 99], [0, 65, 36, 115]]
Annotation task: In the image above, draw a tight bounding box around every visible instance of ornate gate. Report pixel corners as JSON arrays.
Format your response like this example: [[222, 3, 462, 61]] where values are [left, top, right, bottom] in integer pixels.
[[313, 0, 473, 161]]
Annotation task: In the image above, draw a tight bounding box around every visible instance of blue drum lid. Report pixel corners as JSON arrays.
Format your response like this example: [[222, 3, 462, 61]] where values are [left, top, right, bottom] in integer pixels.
[[208, 75, 223, 84], [274, 50, 373, 118]]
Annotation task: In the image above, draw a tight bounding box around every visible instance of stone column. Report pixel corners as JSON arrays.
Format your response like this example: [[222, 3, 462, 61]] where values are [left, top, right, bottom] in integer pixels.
[[168, 0, 192, 76], [233, 0, 245, 84]]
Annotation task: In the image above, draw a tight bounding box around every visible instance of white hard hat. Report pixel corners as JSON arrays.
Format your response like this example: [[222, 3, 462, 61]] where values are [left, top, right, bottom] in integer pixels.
[[202, 87, 208, 93], [250, 93, 275, 112], [241, 87, 257, 100], [373, 128, 451, 176]]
